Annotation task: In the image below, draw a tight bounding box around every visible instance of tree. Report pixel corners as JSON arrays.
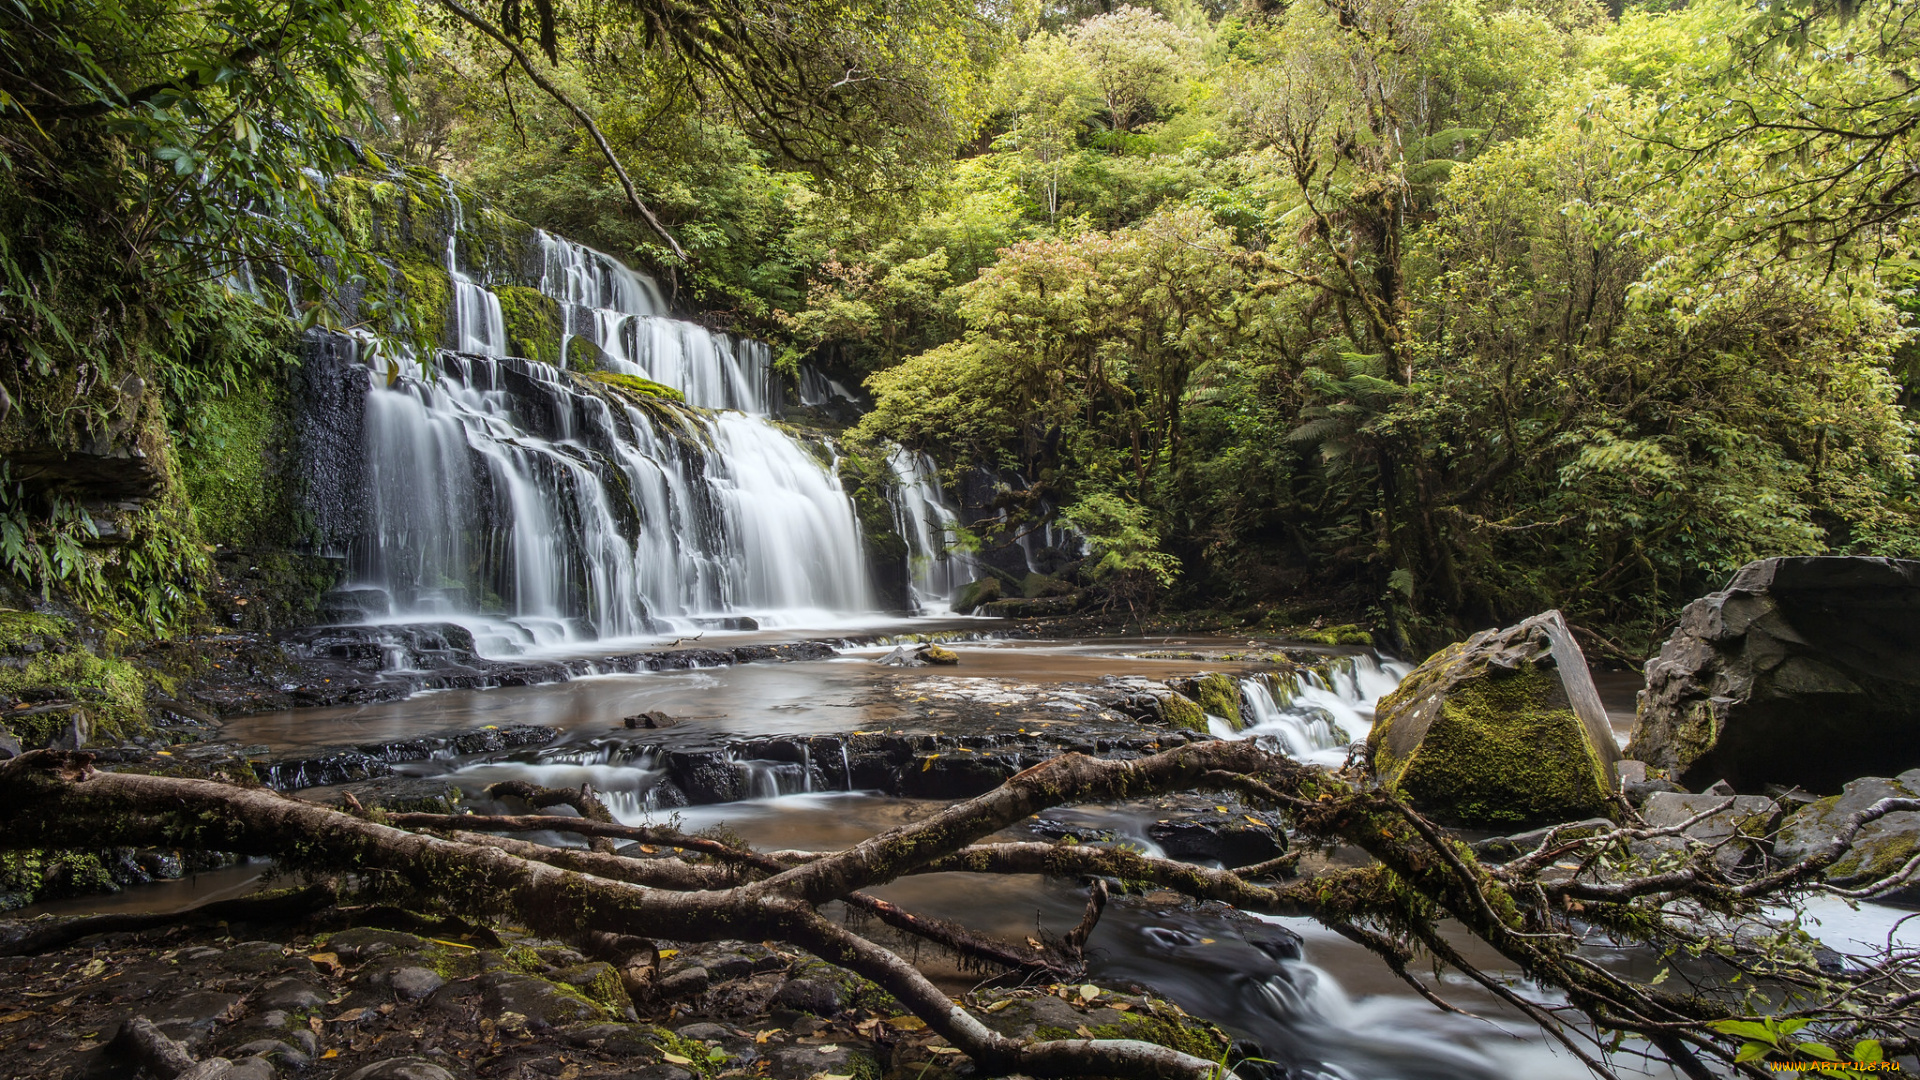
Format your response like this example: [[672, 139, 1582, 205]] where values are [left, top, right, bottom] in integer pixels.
[[1066, 5, 1201, 136]]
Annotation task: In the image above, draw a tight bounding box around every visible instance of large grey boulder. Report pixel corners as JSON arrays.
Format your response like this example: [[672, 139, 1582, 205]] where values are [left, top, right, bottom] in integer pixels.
[[1774, 770, 1920, 904], [1627, 557, 1920, 792], [1369, 610, 1620, 827]]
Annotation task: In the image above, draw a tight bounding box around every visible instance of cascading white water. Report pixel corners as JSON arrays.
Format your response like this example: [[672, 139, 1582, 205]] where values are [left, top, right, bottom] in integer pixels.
[[444, 181, 507, 357], [1213, 654, 1414, 766], [886, 448, 978, 613], [537, 231, 773, 412], [341, 211, 882, 653]]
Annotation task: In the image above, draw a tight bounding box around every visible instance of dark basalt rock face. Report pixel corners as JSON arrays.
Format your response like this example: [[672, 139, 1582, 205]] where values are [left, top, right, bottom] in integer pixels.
[[1628, 557, 1920, 793]]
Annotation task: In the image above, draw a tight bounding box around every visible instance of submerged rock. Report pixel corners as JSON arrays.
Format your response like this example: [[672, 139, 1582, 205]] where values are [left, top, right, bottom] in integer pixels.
[[1774, 770, 1920, 904], [1628, 556, 1920, 792], [1369, 610, 1619, 827]]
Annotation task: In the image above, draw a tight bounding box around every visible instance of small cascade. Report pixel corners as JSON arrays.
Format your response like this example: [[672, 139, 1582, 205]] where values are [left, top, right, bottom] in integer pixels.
[[885, 448, 979, 612], [444, 181, 506, 357], [1218, 654, 1414, 766]]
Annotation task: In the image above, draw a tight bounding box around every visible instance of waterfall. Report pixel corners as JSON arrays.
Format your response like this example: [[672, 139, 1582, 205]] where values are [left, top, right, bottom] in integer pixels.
[[319, 212, 893, 655], [886, 448, 978, 612]]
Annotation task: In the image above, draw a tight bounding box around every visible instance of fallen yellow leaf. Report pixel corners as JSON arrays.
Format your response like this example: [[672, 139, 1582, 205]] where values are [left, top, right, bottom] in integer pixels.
[[1079, 984, 1099, 1001], [662, 1053, 693, 1065], [657, 949, 679, 959], [0, 1012, 31, 1024]]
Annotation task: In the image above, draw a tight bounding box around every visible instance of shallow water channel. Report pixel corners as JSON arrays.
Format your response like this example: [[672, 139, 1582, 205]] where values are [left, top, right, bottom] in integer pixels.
[[56, 634, 1920, 1078]]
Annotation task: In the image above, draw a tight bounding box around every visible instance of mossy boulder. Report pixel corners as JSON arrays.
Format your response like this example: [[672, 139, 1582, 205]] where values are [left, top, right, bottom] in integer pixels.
[[977, 987, 1229, 1063], [919, 643, 959, 665], [952, 575, 1001, 614], [1370, 610, 1620, 827], [1155, 691, 1207, 733], [1178, 672, 1242, 729], [564, 335, 604, 373], [1775, 770, 1920, 904]]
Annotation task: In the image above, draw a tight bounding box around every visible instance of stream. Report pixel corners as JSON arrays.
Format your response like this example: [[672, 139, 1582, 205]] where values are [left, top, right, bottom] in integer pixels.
[[35, 632, 1920, 1076]]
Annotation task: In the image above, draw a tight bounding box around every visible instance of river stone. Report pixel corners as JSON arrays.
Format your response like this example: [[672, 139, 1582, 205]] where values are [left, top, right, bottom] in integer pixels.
[[1628, 556, 1920, 792], [343, 1059, 457, 1080], [918, 643, 959, 665], [952, 575, 1001, 614], [1369, 610, 1619, 827], [1774, 770, 1920, 904], [1634, 792, 1782, 874], [772, 976, 844, 1016]]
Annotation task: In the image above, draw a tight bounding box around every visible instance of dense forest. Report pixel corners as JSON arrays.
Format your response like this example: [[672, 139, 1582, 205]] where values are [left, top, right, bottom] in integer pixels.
[[2, 0, 1917, 652]]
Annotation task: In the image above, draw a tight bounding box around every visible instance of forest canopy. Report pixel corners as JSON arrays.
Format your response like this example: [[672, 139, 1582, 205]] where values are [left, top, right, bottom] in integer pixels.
[[0, 0, 1916, 649]]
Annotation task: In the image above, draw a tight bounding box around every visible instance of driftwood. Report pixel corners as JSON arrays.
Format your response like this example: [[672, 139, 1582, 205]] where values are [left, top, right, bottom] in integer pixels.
[[4, 744, 1919, 1079]]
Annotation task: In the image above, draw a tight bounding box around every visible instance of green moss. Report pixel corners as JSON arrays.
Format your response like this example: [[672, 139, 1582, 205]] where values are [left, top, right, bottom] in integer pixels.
[[590, 371, 687, 404], [1158, 692, 1207, 732], [1384, 665, 1611, 827], [564, 335, 603, 373], [1033, 1010, 1227, 1062], [1193, 672, 1241, 729], [176, 380, 289, 548], [0, 613, 150, 745], [393, 254, 452, 346], [496, 285, 562, 366], [0, 850, 117, 903]]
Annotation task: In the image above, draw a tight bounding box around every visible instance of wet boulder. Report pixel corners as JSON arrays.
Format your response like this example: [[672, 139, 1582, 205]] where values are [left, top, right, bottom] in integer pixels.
[[917, 643, 959, 665], [1369, 610, 1620, 827], [1628, 556, 1920, 792], [1634, 792, 1783, 875], [952, 575, 1002, 614], [1774, 770, 1920, 904]]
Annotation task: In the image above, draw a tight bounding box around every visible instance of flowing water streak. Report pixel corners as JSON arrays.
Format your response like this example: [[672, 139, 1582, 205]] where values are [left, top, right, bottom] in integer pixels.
[[886, 448, 979, 612]]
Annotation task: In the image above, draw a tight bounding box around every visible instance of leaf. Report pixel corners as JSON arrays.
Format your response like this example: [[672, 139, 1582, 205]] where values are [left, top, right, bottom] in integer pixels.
[[1079, 984, 1099, 1001], [1852, 1039, 1883, 1063], [1711, 1020, 1778, 1043], [1796, 1042, 1839, 1061], [1735, 1042, 1772, 1063], [661, 1053, 692, 1065], [817, 1044, 840, 1053], [329, 1008, 366, 1023], [0, 1012, 32, 1024], [984, 1001, 1012, 1013]]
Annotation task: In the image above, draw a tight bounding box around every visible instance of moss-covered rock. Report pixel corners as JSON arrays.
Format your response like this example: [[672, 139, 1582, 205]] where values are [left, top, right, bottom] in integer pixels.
[[920, 643, 959, 665], [1191, 672, 1242, 729], [589, 370, 687, 404], [978, 986, 1229, 1063], [564, 334, 604, 373], [952, 575, 1001, 614], [1156, 691, 1207, 733], [497, 285, 563, 366], [1370, 610, 1619, 827], [1775, 770, 1920, 904], [0, 610, 151, 745]]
